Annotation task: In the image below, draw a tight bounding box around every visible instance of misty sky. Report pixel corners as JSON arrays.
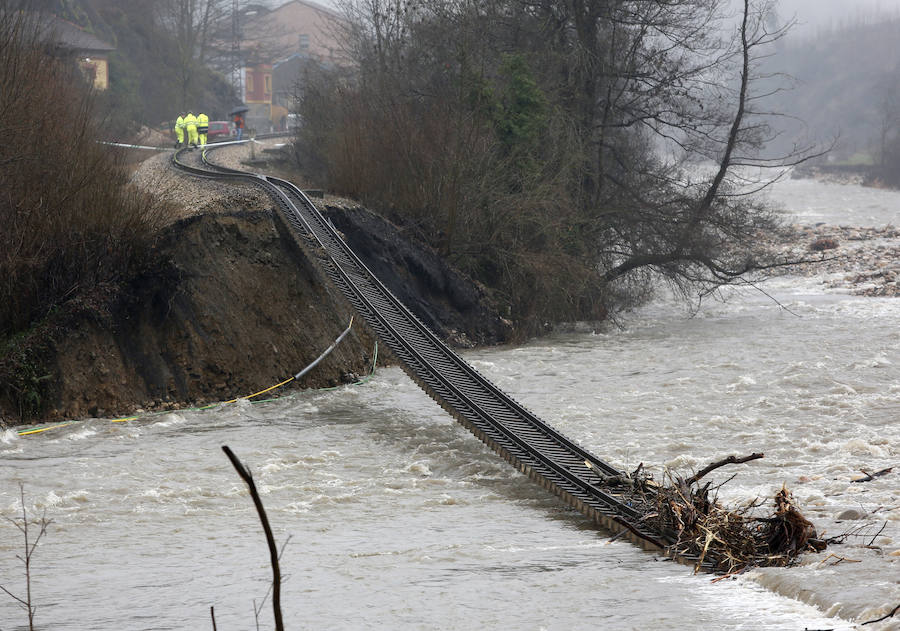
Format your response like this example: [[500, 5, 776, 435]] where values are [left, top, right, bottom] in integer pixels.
[[274, 0, 900, 35], [290, 0, 900, 27], [778, 0, 900, 32]]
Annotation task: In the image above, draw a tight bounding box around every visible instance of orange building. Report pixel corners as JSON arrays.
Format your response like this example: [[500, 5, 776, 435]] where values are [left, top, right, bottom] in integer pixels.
[[239, 62, 274, 132], [242, 63, 273, 105], [238, 1, 349, 130]]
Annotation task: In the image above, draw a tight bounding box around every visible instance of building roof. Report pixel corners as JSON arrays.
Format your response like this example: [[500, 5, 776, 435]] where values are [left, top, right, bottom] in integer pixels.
[[273, 51, 307, 69], [40, 14, 115, 53], [272, 0, 343, 20], [242, 0, 347, 64]]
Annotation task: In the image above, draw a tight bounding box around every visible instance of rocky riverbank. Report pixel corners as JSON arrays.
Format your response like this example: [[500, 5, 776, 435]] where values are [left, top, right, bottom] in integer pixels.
[[773, 224, 900, 297]]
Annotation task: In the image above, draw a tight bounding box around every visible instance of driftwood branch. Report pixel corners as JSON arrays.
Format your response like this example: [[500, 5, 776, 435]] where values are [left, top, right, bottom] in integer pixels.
[[851, 467, 893, 483], [222, 446, 284, 631], [867, 522, 888, 547], [818, 553, 861, 566], [862, 603, 900, 625], [685, 453, 764, 486]]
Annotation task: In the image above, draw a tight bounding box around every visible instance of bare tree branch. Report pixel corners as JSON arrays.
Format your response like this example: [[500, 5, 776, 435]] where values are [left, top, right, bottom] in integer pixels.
[[222, 446, 285, 631], [0, 484, 51, 631], [685, 453, 765, 486]]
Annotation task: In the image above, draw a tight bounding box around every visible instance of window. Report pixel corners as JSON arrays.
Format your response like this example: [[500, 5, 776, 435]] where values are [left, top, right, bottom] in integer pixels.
[[299, 33, 310, 51], [264, 74, 271, 94], [246, 73, 254, 93]]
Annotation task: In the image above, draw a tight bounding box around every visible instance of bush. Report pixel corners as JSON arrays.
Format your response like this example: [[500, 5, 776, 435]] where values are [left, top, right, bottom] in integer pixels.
[[295, 50, 607, 335], [0, 9, 172, 338]]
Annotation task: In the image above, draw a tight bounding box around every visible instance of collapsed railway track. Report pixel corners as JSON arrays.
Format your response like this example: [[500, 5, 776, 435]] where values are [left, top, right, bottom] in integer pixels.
[[173, 141, 710, 570]]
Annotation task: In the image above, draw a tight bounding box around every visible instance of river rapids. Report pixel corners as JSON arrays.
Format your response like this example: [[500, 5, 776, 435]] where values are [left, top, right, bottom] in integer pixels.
[[1, 175, 898, 630]]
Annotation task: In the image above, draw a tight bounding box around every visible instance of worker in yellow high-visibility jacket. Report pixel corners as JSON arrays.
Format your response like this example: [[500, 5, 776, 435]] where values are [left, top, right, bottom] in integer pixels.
[[174, 112, 185, 148], [197, 112, 209, 146], [184, 111, 198, 148]]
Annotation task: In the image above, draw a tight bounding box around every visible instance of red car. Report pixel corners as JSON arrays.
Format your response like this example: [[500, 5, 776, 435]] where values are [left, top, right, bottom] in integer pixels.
[[207, 120, 232, 142]]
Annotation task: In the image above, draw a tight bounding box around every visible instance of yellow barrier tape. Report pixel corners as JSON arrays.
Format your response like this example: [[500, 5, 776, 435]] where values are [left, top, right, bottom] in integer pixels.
[[110, 416, 141, 424], [15, 318, 357, 437], [222, 375, 296, 404], [16, 421, 78, 436]]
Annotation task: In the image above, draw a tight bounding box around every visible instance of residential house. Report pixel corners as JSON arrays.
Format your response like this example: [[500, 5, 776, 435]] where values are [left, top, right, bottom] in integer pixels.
[[244, 0, 345, 65], [238, 0, 347, 130], [41, 15, 115, 91]]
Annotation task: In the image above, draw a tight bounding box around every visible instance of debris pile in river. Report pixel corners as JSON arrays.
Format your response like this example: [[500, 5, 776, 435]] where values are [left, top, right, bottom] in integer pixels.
[[625, 454, 827, 574]]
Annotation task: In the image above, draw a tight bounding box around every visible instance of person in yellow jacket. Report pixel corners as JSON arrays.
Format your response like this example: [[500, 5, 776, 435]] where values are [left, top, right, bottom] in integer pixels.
[[174, 112, 185, 148], [184, 111, 198, 148], [197, 112, 209, 146]]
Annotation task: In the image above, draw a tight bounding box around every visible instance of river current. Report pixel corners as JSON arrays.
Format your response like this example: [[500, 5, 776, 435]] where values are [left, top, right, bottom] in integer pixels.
[[1, 177, 898, 630]]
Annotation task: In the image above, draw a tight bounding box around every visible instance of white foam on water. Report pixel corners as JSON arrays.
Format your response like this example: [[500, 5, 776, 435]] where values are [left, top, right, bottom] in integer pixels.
[[2, 177, 899, 629]]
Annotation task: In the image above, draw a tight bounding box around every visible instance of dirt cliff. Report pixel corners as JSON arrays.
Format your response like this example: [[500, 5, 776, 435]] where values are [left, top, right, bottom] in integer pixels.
[[0, 146, 510, 425]]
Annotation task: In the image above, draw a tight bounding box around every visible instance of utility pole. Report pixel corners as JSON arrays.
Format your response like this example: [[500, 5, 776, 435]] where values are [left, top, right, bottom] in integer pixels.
[[231, 0, 243, 102]]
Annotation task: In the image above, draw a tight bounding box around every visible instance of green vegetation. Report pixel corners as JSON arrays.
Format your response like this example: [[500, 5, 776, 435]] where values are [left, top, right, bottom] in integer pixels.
[[844, 153, 876, 167]]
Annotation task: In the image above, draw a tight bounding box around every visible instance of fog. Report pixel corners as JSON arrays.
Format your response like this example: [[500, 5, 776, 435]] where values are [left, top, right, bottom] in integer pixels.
[[772, 0, 900, 33], [282, 0, 900, 31], [265, 0, 900, 27]]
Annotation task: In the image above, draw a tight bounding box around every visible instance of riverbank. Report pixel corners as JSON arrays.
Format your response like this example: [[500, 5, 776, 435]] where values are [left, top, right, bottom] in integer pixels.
[[5, 144, 897, 427], [791, 164, 869, 187], [0, 142, 509, 427], [773, 224, 900, 297]]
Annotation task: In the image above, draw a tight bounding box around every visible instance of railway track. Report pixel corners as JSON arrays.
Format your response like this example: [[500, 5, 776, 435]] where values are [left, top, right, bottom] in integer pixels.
[[173, 141, 709, 568]]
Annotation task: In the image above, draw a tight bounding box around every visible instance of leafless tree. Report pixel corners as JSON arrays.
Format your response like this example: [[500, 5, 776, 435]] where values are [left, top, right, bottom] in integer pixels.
[[222, 446, 285, 631], [0, 484, 52, 631], [0, 5, 174, 418], [153, 0, 231, 108], [300, 0, 826, 330], [598, 0, 824, 296]]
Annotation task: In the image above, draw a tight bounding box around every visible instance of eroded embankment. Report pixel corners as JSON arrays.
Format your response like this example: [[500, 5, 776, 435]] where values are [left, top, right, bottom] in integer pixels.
[[0, 205, 379, 422], [0, 146, 508, 425]]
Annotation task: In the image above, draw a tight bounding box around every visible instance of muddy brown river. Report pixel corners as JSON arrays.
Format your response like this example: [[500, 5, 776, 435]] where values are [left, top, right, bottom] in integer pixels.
[[1, 175, 898, 630]]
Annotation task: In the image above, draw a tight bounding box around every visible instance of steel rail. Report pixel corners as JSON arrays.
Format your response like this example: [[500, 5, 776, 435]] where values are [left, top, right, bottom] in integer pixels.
[[172, 145, 711, 566]]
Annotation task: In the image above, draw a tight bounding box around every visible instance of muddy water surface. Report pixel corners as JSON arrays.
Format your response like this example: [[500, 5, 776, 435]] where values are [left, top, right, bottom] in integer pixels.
[[1, 176, 898, 630]]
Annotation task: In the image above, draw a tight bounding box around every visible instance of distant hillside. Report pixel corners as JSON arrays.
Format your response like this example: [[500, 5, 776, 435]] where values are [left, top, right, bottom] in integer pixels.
[[766, 16, 900, 162], [37, 0, 236, 135]]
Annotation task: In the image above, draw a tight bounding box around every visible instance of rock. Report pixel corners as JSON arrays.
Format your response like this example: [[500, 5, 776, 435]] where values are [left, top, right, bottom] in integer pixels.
[[320, 202, 508, 347], [836, 508, 867, 520], [809, 237, 839, 251], [768, 223, 900, 296]]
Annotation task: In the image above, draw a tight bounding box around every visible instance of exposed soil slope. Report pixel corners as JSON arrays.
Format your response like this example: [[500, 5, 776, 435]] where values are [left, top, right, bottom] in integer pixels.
[[322, 202, 510, 348], [0, 144, 509, 425]]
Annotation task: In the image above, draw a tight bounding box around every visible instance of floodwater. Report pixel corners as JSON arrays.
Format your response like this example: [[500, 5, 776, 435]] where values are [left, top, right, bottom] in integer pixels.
[[1, 176, 898, 630]]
